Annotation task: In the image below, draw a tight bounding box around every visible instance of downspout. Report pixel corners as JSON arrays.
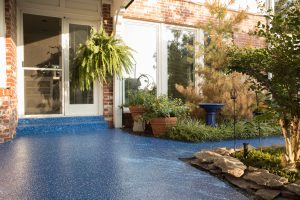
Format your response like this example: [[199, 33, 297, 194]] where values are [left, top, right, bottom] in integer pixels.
[[112, 0, 134, 37], [112, 0, 135, 128], [112, 0, 125, 128], [112, 0, 125, 37]]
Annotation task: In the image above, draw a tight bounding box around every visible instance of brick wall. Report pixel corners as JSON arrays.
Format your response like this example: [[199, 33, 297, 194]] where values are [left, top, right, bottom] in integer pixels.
[[0, 1, 265, 134], [122, 0, 265, 47], [102, 4, 114, 128], [0, 0, 17, 142]]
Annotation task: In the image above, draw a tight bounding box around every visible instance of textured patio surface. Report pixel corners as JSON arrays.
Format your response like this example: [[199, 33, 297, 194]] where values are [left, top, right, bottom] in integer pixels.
[[0, 129, 283, 200]]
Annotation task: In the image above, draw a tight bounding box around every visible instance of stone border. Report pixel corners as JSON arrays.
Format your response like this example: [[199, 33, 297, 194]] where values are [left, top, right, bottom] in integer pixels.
[[186, 148, 300, 200]]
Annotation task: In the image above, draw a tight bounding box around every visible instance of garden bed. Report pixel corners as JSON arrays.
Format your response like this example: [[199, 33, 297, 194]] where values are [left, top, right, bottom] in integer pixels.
[[186, 147, 300, 200], [164, 118, 281, 143]]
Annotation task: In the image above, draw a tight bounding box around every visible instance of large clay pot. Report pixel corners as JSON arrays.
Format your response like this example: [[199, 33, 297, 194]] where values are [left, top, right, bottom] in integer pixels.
[[129, 106, 145, 132], [129, 106, 145, 118], [149, 117, 177, 137]]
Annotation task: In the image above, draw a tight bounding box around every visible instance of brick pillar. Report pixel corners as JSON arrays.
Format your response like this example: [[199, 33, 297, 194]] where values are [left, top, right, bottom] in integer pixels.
[[102, 4, 114, 128], [0, 0, 17, 143]]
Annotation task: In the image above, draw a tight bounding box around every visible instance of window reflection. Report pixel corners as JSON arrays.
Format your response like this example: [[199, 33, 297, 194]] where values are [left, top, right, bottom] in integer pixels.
[[23, 14, 62, 115], [24, 70, 62, 115], [69, 24, 93, 104], [122, 22, 157, 104], [167, 28, 195, 99]]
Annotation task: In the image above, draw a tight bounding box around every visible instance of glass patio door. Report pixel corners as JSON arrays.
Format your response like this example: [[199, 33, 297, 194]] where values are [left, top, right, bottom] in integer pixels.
[[23, 14, 63, 115], [64, 21, 99, 116]]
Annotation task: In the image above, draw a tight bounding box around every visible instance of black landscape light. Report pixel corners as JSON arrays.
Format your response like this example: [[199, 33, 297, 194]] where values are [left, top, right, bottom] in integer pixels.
[[243, 143, 249, 158], [230, 88, 237, 150]]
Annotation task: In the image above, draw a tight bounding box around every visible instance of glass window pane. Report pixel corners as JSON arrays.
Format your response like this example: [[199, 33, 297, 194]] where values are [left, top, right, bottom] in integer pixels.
[[23, 14, 61, 69], [24, 70, 62, 115], [23, 14, 62, 115], [167, 28, 195, 99], [122, 22, 157, 104], [69, 24, 93, 104]]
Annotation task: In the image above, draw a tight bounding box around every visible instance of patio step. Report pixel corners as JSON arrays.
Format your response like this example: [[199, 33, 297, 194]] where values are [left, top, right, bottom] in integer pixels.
[[16, 116, 109, 135]]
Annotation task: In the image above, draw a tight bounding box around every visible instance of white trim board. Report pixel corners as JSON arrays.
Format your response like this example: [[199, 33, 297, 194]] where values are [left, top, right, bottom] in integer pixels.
[[0, 0, 7, 88], [17, 0, 104, 21]]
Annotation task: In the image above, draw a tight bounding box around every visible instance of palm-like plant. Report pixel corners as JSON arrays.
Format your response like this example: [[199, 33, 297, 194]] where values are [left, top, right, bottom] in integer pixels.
[[73, 27, 134, 91]]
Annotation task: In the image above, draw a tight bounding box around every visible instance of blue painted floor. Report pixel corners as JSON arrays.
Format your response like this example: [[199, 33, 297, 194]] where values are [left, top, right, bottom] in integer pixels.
[[0, 129, 283, 200]]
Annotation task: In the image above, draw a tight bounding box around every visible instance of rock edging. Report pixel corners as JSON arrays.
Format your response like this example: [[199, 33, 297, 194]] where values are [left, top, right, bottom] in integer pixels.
[[188, 148, 300, 200]]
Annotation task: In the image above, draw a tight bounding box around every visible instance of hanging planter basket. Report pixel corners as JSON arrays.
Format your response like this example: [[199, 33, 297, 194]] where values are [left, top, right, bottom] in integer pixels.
[[73, 27, 135, 91]]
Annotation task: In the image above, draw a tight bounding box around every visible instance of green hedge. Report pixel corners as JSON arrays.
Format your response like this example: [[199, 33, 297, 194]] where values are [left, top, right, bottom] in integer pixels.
[[233, 148, 300, 182], [165, 118, 281, 142]]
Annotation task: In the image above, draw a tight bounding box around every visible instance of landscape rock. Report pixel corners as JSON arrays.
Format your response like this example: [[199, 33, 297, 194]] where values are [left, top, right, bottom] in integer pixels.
[[209, 169, 222, 174], [193, 150, 222, 164], [190, 159, 217, 171], [294, 180, 300, 185], [274, 197, 294, 200], [189, 148, 297, 200], [280, 190, 300, 199], [248, 166, 269, 173], [255, 189, 281, 200], [214, 155, 247, 177], [211, 147, 234, 156], [225, 175, 262, 190], [243, 171, 288, 188], [284, 183, 300, 196]]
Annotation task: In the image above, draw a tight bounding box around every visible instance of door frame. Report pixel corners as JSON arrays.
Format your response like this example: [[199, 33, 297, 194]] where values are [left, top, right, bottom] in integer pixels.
[[17, 9, 103, 117]]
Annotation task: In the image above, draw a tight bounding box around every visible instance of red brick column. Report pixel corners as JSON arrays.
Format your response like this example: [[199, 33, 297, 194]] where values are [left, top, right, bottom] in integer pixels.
[[0, 0, 17, 142], [102, 3, 114, 128]]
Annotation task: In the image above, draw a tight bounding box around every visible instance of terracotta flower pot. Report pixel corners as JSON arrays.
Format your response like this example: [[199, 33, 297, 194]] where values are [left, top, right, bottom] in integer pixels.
[[129, 106, 145, 132], [129, 106, 145, 119], [149, 117, 177, 137]]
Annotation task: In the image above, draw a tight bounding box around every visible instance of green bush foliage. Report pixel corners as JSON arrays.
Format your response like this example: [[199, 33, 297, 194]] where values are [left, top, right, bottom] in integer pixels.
[[126, 90, 156, 107], [233, 148, 300, 182], [226, 0, 300, 167], [166, 117, 281, 142], [143, 96, 187, 120]]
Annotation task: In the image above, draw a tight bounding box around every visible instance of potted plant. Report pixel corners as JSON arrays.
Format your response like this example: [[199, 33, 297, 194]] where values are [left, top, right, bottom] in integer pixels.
[[144, 96, 187, 137], [127, 90, 155, 132]]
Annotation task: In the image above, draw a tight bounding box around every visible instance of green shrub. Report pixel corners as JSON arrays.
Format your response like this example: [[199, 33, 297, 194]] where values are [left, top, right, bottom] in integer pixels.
[[165, 118, 281, 142], [233, 148, 300, 182], [126, 90, 156, 106], [143, 96, 187, 120]]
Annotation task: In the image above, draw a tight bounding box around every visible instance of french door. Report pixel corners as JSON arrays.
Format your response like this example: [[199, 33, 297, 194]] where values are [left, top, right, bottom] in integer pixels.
[[22, 13, 100, 116], [64, 20, 99, 116]]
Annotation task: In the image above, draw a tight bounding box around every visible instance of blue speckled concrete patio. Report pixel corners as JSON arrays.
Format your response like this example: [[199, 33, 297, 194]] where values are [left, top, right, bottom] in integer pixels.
[[0, 129, 283, 200]]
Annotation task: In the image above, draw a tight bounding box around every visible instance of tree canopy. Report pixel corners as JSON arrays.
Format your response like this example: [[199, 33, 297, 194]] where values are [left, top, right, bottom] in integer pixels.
[[226, 0, 300, 167]]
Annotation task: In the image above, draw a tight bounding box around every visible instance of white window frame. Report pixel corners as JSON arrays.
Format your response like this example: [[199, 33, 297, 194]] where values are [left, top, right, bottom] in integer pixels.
[[162, 24, 203, 97], [113, 19, 204, 127], [0, 0, 7, 88], [120, 19, 203, 97]]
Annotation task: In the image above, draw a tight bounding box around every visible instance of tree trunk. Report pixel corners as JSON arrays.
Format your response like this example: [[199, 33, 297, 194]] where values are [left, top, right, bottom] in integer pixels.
[[279, 117, 300, 170]]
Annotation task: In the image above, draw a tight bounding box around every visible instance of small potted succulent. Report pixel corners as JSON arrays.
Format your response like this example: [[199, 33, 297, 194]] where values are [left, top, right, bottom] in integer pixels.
[[127, 90, 155, 132], [144, 96, 187, 137]]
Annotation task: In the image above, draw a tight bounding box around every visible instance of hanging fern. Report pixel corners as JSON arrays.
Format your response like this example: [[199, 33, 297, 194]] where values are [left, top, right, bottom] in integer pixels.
[[73, 27, 134, 91]]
